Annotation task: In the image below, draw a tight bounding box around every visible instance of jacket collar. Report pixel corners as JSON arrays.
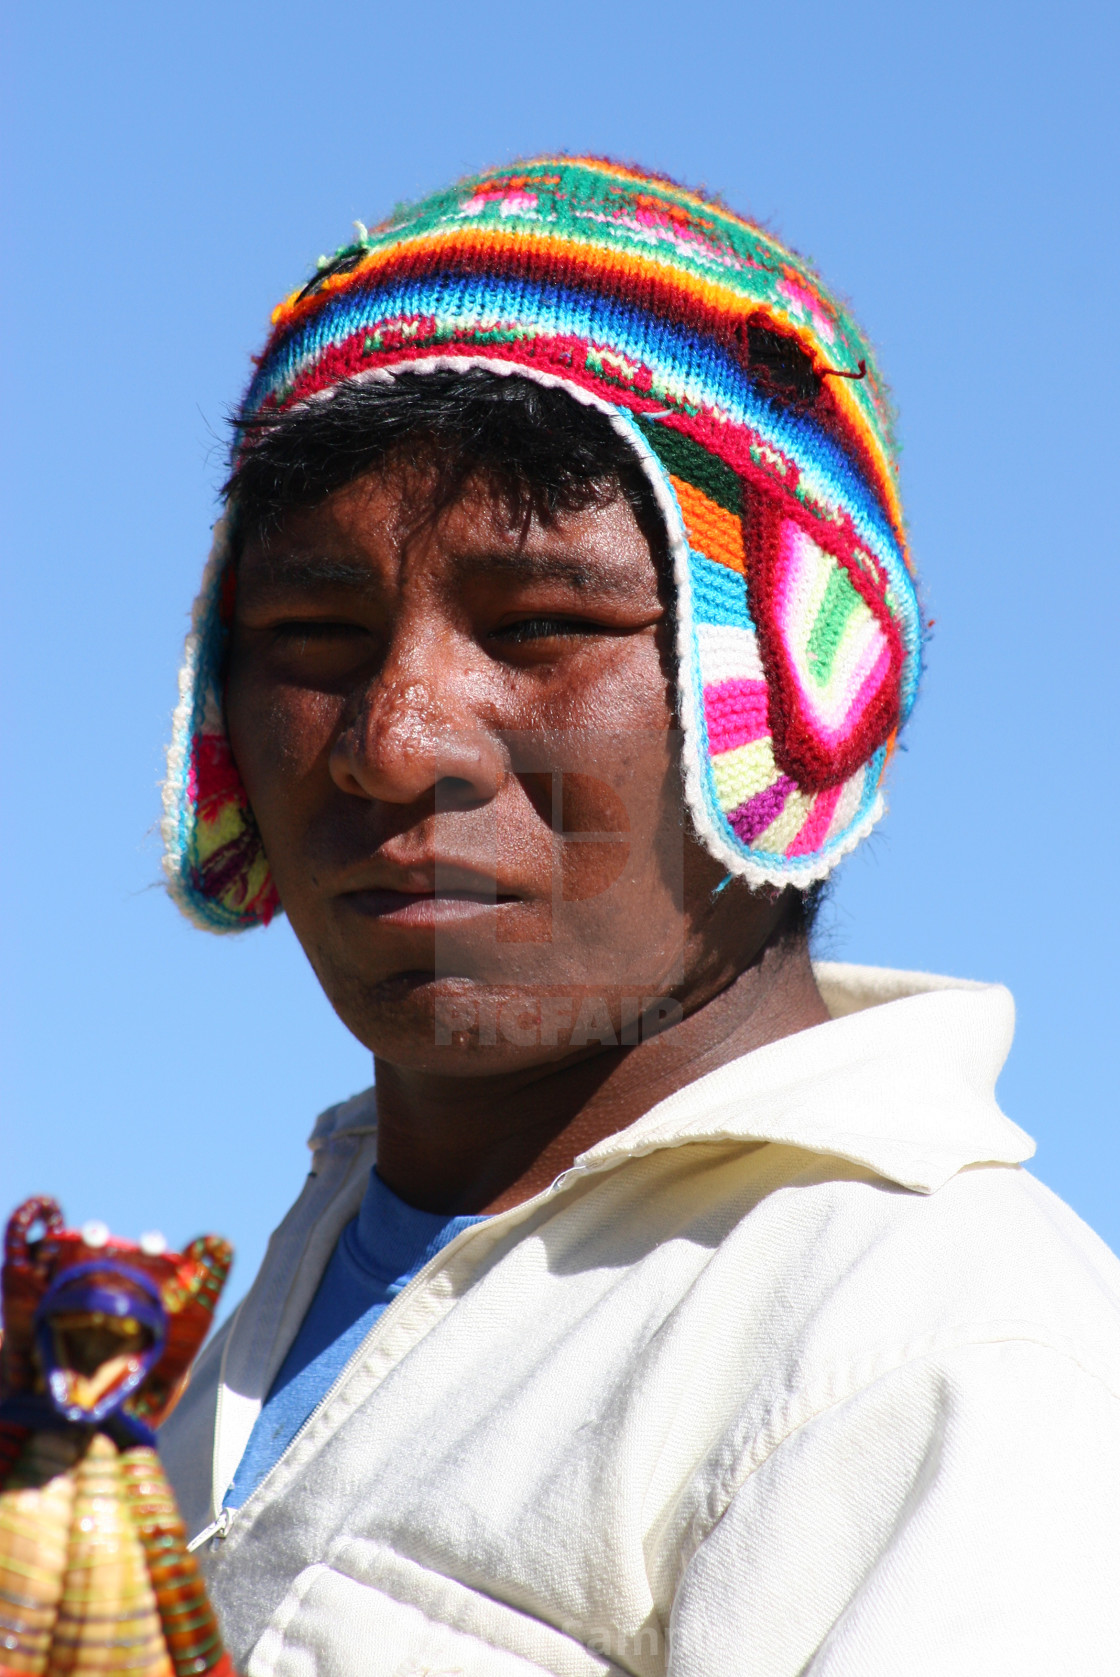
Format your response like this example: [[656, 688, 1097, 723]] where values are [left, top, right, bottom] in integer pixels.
[[311, 965, 1033, 1197]]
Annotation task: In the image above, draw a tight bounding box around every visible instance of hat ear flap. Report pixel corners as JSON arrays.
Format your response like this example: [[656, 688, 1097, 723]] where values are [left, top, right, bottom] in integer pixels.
[[163, 521, 280, 932], [188, 728, 277, 924], [744, 487, 904, 793]]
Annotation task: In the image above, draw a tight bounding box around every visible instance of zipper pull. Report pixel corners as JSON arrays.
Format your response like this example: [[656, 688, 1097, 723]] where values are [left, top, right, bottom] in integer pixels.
[[186, 1507, 232, 1553]]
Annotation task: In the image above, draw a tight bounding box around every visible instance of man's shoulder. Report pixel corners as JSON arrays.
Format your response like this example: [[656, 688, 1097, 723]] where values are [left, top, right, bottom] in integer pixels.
[[922, 1162, 1120, 1362], [720, 1151, 1120, 1402]]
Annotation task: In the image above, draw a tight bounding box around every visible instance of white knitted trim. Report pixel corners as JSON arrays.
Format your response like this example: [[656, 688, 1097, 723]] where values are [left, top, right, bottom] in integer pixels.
[[161, 514, 246, 932], [163, 356, 885, 927]]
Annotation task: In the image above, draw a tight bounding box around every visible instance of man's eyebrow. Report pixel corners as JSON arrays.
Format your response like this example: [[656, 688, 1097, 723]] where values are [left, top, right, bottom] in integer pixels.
[[240, 555, 380, 592], [241, 547, 631, 593], [452, 548, 622, 591]]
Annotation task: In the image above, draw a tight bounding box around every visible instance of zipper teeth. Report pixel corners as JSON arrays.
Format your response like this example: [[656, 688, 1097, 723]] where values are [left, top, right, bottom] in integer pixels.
[[233, 1219, 484, 1510], [229, 1171, 584, 1519], [209, 1138, 379, 1524]]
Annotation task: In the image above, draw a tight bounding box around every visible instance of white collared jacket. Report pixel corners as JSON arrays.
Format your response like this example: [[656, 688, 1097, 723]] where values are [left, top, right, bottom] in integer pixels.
[[162, 965, 1120, 1675]]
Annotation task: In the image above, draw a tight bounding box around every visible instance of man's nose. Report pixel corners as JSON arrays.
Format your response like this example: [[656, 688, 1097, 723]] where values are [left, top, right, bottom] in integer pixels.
[[328, 640, 505, 808]]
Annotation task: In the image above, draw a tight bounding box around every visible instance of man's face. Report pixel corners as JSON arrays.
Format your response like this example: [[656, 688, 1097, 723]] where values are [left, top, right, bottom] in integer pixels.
[[226, 460, 744, 1074]]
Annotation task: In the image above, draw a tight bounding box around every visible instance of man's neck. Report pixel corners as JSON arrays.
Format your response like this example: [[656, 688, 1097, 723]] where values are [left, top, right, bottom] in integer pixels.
[[372, 941, 829, 1215]]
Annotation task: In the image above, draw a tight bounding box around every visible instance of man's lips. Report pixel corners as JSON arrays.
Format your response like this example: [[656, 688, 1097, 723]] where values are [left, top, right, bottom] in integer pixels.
[[339, 886, 523, 926]]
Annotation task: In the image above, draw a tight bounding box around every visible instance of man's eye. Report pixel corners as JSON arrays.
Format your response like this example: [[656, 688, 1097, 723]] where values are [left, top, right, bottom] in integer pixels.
[[490, 617, 596, 645]]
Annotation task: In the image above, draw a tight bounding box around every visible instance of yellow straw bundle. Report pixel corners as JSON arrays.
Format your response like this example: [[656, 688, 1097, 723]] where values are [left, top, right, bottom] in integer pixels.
[[0, 1432, 81, 1674], [45, 1435, 171, 1677]]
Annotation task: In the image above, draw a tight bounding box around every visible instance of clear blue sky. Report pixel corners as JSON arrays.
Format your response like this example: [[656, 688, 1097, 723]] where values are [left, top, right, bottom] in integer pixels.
[[2, 0, 1117, 1314]]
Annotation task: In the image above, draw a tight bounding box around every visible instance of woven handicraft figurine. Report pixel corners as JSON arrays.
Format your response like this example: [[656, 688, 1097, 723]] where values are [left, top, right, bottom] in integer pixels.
[[0, 1198, 235, 1676]]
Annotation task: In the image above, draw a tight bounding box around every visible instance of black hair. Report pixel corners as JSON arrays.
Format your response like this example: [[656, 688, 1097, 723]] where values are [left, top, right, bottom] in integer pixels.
[[226, 369, 825, 940], [777, 877, 828, 943], [227, 369, 663, 545]]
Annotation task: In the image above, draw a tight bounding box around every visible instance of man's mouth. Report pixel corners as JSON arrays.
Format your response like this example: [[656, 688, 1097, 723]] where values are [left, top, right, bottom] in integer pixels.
[[339, 885, 522, 926]]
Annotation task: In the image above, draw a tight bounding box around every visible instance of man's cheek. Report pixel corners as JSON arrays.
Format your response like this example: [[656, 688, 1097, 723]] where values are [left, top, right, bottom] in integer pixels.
[[233, 679, 342, 797], [558, 774, 631, 903]]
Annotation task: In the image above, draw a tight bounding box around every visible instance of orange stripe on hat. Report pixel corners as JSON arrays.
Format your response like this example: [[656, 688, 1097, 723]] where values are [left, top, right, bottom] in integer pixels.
[[671, 478, 747, 575]]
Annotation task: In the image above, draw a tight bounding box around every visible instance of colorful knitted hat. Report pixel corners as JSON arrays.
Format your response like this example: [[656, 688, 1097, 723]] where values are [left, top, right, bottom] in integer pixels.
[[164, 156, 922, 932]]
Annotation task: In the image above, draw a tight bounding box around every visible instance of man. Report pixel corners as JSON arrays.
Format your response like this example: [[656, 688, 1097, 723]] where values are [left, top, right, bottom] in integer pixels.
[[161, 158, 1120, 1674]]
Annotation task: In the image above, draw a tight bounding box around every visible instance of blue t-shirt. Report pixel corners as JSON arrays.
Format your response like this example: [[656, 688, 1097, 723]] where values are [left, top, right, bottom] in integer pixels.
[[224, 1169, 486, 1509]]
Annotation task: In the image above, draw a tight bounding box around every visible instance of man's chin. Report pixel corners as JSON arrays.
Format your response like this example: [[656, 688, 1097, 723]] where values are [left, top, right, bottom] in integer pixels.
[[323, 972, 623, 1078]]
